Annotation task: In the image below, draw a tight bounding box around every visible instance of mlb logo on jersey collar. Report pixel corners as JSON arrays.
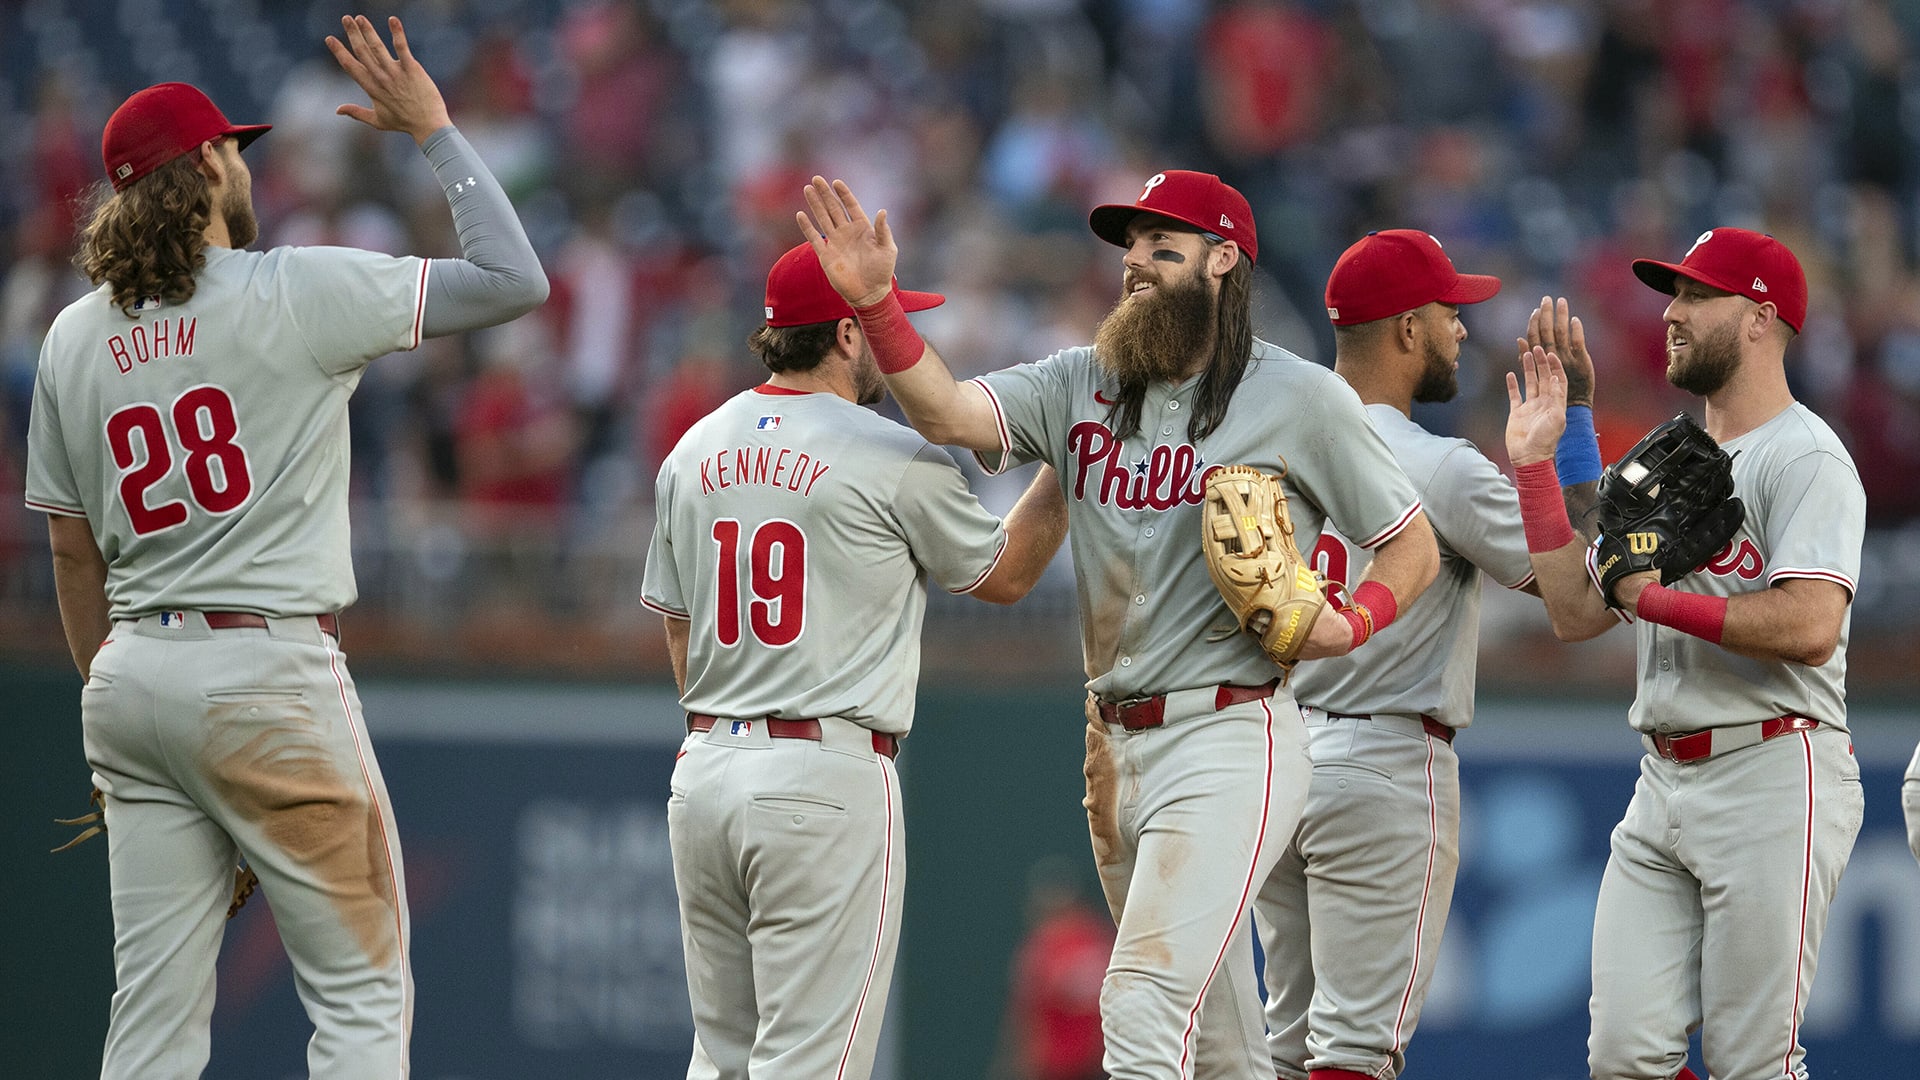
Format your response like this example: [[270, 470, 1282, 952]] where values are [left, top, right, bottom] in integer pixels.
[[757, 415, 781, 430], [729, 720, 754, 737], [157, 610, 189, 629]]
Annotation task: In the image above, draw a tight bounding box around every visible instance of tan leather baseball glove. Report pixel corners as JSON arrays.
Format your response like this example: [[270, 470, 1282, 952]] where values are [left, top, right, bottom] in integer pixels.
[[1202, 464, 1328, 670]]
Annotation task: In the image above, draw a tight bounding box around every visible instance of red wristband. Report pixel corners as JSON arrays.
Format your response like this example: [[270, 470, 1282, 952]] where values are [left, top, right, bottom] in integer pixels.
[[1340, 581, 1400, 651], [1634, 583, 1727, 644], [1514, 460, 1575, 552], [852, 292, 926, 374]]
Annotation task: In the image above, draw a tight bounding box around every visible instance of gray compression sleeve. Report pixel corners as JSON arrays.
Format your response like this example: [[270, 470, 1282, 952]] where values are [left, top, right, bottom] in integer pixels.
[[418, 125, 549, 336]]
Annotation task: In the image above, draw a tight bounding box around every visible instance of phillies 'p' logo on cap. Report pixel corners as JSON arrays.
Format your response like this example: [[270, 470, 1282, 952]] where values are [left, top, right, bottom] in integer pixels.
[[1089, 170, 1259, 263], [1632, 227, 1808, 332]]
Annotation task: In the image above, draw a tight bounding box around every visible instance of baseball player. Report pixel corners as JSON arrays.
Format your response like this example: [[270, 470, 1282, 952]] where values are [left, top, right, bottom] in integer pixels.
[[641, 241, 1067, 1080], [26, 17, 547, 1078], [1905, 743, 1920, 867], [1248, 233, 1614, 1080], [1506, 228, 1865, 1080], [799, 172, 1442, 1080]]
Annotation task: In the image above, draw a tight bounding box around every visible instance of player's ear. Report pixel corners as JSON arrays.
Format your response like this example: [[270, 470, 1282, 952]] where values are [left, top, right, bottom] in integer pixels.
[[194, 140, 226, 184], [835, 316, 861, 355], [1398, 310, 1420, 353], [1209, 240, 1240, 279], [1746, 300, 1778, 343]]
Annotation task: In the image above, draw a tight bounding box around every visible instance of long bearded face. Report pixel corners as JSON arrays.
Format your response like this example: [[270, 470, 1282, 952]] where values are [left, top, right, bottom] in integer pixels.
[[1666, 308, 1742, 396], [1412, 321, 1461, 404], [1093, 256, 1215, 385]]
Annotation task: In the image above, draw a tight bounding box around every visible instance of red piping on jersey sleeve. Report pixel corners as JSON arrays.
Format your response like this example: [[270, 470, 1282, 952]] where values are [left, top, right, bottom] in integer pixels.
[[1767, 566, 1856, 598], [1357, 500, 1422, 549], [969, 380, 1015, 477], [407, 260, 428, 350], [640, 596, 688, 619], [1506, 569, 1537, 591], [25, 497, 86, 517], [949, 534, 1009, 595]]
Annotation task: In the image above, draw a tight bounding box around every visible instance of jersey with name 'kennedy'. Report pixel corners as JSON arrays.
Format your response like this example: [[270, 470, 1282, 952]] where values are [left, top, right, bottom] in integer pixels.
[[642, 387, 1007, 735]]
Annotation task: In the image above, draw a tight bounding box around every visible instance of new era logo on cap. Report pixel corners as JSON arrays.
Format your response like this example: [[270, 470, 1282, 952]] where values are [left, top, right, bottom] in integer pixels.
[[1631, 227, 1807, 332], [1089, 170, 1259, 263]]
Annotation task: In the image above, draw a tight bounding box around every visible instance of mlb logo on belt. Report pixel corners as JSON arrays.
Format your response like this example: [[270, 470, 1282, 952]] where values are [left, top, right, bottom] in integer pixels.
[[157, 610, 189, 629], [757, 415, 781, 431], [729, 720, 754, 737]]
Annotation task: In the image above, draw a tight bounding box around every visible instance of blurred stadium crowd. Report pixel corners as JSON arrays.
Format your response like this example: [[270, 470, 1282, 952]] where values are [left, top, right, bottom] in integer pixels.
[[3, 0, 1919, 674]]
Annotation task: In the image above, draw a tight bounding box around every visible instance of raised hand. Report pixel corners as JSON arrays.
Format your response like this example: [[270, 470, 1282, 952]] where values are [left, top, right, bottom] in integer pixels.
[[797, 176, 897, 310], [326, 15, 452, 145], [1506, 345, 1568, 467], [1516, 296, 1595, 407]]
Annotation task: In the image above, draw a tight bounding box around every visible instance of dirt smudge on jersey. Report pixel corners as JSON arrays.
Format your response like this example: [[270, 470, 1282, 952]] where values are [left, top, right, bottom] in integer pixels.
[[202, 700, 399, 968]]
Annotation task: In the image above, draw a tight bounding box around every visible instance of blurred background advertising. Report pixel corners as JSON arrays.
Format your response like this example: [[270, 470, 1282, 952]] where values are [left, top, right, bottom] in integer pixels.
[[3, 2, 1917, 1078]]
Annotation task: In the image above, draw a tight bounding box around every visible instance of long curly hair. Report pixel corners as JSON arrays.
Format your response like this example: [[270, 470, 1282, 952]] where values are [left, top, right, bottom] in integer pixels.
[[74, 156, 212, 317]]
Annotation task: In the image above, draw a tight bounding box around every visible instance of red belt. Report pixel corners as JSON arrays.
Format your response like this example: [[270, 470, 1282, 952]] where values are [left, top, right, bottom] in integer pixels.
[[687, 713, 899, 760], [1097, 680, 1281, 731], [203, 611, 340, 639], [1649, 715, 1818, 763], [1323, 710, 1455, 743]]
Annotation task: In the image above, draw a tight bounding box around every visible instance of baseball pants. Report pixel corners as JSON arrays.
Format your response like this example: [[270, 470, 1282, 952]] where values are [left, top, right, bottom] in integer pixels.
[[83, 612, 411, 1080], [668, 714, 904, 1080], [1588, 722, 1861, 1080], [1085, 688, 1312, 1080], [1255, 709, 1461, 1080]]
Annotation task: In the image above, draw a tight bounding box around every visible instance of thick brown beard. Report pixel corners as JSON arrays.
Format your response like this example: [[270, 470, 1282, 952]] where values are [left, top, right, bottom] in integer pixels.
[[1412, 334, 1458, 404], [1092, 269, 1215, 386], [1667, 317, 1741, 395]]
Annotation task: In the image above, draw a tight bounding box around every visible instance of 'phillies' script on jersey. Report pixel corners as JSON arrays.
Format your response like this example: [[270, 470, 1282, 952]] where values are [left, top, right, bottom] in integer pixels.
[[1068, 420, 1212, 509], [698, 444, 831, 497], [107, 317, 198, 374]]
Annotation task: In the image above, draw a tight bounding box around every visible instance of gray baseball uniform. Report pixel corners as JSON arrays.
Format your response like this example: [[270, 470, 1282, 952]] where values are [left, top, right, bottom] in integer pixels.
[[974, 340, 1422, 1080], [641, 385, 1008, 1079], [27, 122, 543, 1079], [1904, 742, 1920, 867], [1588, 403, 1865, 1080], [1255, 403, 1534, 1080]]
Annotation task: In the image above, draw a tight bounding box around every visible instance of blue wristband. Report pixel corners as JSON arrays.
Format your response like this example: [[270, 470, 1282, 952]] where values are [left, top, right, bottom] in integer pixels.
[[1555, 405, 1602, 485]]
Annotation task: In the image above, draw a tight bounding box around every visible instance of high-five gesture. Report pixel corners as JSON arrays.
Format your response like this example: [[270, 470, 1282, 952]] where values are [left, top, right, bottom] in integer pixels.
[[798, 177, 897, 310], [1506, 345, 1568, 467], [326, 15, 452, 144], [1517, 296, 1595, 407]]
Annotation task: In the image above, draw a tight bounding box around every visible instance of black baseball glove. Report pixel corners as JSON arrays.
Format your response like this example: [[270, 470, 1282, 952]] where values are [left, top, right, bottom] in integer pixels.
[[1587, 413, 1744, 609]]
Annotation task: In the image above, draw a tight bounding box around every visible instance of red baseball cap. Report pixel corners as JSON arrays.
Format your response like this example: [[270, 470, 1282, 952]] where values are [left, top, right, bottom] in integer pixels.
[[764, 243, 945, 328], [102, 83, 271, 191], [1089, 170, 1258, 264], [1631, 227, 1807, 332], [1324, 230, 1501, 325]]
